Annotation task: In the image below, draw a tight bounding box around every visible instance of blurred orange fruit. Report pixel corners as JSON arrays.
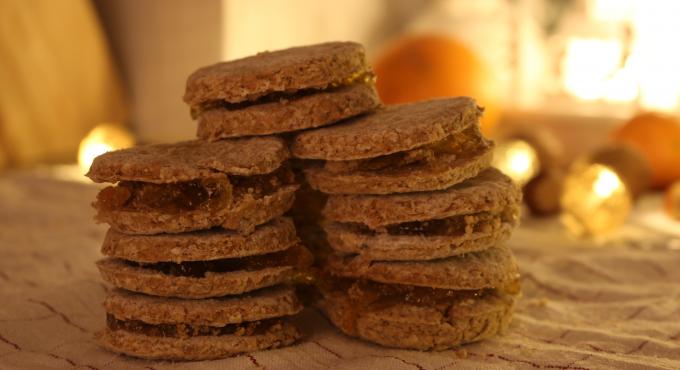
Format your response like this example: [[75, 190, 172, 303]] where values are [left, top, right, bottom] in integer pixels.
[[373, 34, 501, 135], [612, 113, 680, 188]]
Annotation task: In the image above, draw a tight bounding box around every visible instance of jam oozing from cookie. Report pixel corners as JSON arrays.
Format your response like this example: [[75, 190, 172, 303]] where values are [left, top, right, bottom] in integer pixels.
[[107, 314, 281, 338], [96, 177, 231, 214], [192, 72, 376, 117], [95, 167, 296, 213], [349, 206, 518, 237], [126, 244, 313, 278], [230, 166, 296, 200], [324, 125, 489, 174]]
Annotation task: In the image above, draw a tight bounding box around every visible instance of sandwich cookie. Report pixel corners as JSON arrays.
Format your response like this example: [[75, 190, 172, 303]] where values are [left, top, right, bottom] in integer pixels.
[[320, 278, 518, 351], [184, 42, 381, 139], [319, 245, 521, 350], [323, 168, 522, 261], [291, 97, 493, 194], [87, 137, 298, 235], [97, 217, 314, 298], [101, 217, 297, 263], [326, 244, 519, 290], [99, 286, 303, 360]]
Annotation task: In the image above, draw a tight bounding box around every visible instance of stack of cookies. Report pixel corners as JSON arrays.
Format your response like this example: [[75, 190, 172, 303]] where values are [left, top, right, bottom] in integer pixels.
[[87, 138, 310, 360], [291, 97, 523, 350], [87, 41, 381, 360], [184, 41, 381, 259], [87, 40, 522, 358]]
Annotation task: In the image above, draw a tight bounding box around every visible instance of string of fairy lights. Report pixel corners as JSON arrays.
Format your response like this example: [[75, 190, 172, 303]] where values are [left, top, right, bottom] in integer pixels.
[[493, 132, 651, 237]]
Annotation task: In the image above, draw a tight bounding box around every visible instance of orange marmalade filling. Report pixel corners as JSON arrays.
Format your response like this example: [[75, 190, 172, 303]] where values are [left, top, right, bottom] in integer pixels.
[[193, 72, 376, 117], [342, 279, 491, 307], [107, 314, 281, 338], [127, 244, 313, 278], [95, 166, 295, 214], [324, 125, 487, 174], [96, 177, 231, 214], [349, 207, 517, 237], [230, 166, 296, 200]]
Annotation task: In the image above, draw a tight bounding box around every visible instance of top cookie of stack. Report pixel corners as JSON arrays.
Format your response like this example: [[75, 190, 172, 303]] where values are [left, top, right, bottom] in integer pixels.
[[184, 42, 380, 139]]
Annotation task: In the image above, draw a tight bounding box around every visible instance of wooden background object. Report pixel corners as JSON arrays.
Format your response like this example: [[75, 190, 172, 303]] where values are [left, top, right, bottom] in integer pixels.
[[0, 0, 128, 168]]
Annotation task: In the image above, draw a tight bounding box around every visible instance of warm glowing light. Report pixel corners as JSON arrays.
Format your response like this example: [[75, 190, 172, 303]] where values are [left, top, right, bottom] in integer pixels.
[[563, 0, 680, 111], [602, 60, 638, 103], [592, 167, 622, 198], [562, 38, 623, 101], [78, 124, 134, 174], [561, 162, 632, 236], [590, 0, 635, 22], [632, 0, 680, 111], [492, 140, 540, 187]]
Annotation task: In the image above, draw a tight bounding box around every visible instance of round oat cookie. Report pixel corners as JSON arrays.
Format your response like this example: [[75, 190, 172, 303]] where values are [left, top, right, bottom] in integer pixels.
[[98, 319, 301, 360], [97, 244, 313, 299], [97, 244, 310, 299], [102, 217, 298, 263], [94, 182, 298, 235], [197, 83, 380, 139], [105, 285, 302, 326], [324, 214, 514, 261], [291, 97, 482, 160], [326, 245, 519, 290], [184, 41, 371, 107], [303, 143, 493, 194], [324, 168, 521, 228], [320, 288, 516, 351], [87, 137, 289, 184]]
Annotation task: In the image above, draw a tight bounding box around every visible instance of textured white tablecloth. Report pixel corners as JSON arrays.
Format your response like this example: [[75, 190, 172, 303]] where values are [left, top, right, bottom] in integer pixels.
[[0, 171, 679, 369]]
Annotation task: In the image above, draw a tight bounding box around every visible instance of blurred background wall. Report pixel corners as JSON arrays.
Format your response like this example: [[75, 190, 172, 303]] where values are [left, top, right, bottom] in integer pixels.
[[0, 0, 127, 168], [94, 0, 222, 143], [92, 0, 514, 145]]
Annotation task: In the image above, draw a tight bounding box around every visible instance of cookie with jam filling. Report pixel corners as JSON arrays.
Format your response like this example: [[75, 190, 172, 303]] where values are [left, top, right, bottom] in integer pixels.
[[316, 245, 521, 350], [291, 97, 493, 194], [326, 244, 519, 291], [184, 42, 381, 139], [319, 276, 519, 351], [98, 286, 303, 360], [101, 217, 298, 263], [322, 168, 522, 261], [97, 237, 314, 298], [87, 137, 298, 235]]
